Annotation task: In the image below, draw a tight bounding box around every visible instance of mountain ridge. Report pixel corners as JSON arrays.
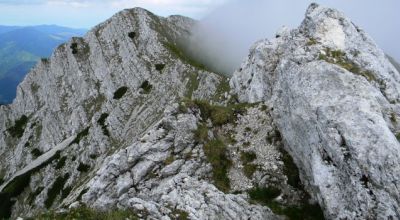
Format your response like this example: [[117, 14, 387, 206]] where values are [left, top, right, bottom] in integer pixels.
[[0, 4, 399, 220]]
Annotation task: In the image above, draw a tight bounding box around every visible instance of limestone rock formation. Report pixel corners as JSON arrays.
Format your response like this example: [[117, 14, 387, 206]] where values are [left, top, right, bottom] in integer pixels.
[[231, 3, 400, 219], [1, 3, 399, 220]]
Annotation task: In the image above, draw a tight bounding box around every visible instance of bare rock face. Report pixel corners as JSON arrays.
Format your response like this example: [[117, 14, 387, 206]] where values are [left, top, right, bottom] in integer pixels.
[[231, 3, 400, 219]]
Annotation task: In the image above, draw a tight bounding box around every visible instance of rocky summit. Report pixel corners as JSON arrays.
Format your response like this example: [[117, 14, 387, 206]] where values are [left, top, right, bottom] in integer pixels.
[[0, 3, 399, 220]]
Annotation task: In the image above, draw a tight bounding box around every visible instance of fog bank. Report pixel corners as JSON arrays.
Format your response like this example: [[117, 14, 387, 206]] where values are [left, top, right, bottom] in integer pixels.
[[185, 0, 400, 75]]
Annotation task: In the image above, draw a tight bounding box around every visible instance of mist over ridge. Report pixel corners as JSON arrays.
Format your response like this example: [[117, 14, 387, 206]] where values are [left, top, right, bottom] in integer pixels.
[[184, 0, 400, 75]]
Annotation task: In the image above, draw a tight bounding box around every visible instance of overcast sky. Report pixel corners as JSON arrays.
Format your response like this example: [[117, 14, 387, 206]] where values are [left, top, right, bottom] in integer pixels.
[[0, 0, 398, 62]]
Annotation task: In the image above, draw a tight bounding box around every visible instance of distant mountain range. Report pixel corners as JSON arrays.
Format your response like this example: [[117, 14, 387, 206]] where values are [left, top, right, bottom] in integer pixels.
[[0, 25, 86, 104]]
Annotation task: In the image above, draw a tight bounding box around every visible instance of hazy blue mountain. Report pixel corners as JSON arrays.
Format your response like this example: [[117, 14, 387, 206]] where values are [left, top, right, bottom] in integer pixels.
[[0, 25, 86, 104]]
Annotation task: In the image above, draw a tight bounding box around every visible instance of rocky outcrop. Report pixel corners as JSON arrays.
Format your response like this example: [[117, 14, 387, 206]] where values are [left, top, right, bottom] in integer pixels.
[[231, 3, 400, 219]]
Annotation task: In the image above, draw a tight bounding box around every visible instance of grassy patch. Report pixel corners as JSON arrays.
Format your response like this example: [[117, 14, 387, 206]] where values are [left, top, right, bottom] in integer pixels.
[[30, 205, 139, 220], [194, 123, 209, 143], [44, 173, 70, 208], [7, 115, 28, 138], [249, 186, 324, 220], [396, 133, 400, 141], [163, 42, 208, 71], [164, 155, 175, 166], [249, 186, 281, 205], [203, 139, 232, 192], [319, 48, 376, 82], [77, 163, 91, 172], [240, 151, 258, 178], [113, 87, 128, 100], [306, 38, 318, 46], [70, 127, 90, 146], [97, 113, 110, 136], [140, 81, 152, 94], [191, 100, 235, 126]]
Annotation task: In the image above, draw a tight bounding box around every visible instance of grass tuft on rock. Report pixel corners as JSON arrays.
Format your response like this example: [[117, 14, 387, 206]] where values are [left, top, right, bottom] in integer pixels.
[[140, 81, 153, 94], [240, 151, 258, 178]]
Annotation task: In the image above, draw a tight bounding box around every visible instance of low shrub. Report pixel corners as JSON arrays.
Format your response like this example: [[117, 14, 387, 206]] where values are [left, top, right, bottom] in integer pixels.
[[155, 63, 165, 71], [8, 115, 28, 138], [77, 163, 91, 172], [140, 81, 152, 94], [44, 173, 70, 208], [113, 87, 128, 100]]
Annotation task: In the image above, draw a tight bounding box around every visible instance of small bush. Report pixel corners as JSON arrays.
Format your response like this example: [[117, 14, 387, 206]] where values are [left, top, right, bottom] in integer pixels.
[[113, 86, 128, 99], [128, 32, 136, 39], [31, 148, 43, 158], [155, 63, 165, 71], [70, 43, 78, 54], [192, 100, 235, 126], [203, 139, 232, 192], [140, 81, 152, 94], [396, 133, 400, 141], [77, 163, 91, 172], [45, 173, 70, 208], [8, 115, 28, 138], [70, 127, 90, 146], [28, 186, 44, 205], [97, 113, 110, 136], [55, 156, 67, 170]]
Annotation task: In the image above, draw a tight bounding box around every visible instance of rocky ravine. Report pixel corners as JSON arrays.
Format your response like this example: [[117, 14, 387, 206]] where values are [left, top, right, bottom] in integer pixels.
[[0, 3, 399, 220]]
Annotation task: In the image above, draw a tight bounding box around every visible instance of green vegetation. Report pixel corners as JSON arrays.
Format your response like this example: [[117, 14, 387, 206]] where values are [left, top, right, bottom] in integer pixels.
[[155, 63, 165, 71], [249, 186, 281, 205], [70, 127, 90, 146], [163, 42, 209, 71], [164, 155, 175, 165], [279, 147, 302, 189], [77, 163, 91, 172], [70, 42, 78, 54], [306, 38, 318, 46], [30, 205, 139, 220], [240, 151, 258, 178], [203, 139, 232, 192], [128, 31, 136, 39], [0, 149, 60, 219], [396, 133, 400, 141], [28, 186, 44, 205], [55, 156, 67, 170], [194, 123, 209, 143], [140, 81, 153, 94], [185, 72, 200, 98], [319, 48, 376, 82], [249, 186, 324, 220], [191, 100, 235, 126], [31, 148, 43, 158], [113, 86, 128, 100], [61, 186, 72, 200], [44, 173, 70, 208], [7, 114, 28, 138], [169, 209, 189, 220], [97, 113, 110, 136]]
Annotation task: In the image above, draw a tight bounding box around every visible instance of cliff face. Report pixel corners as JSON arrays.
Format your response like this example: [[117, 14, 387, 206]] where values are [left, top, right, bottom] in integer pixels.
[[231, 3, 400, 219], [0, 3, 399, 220]]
